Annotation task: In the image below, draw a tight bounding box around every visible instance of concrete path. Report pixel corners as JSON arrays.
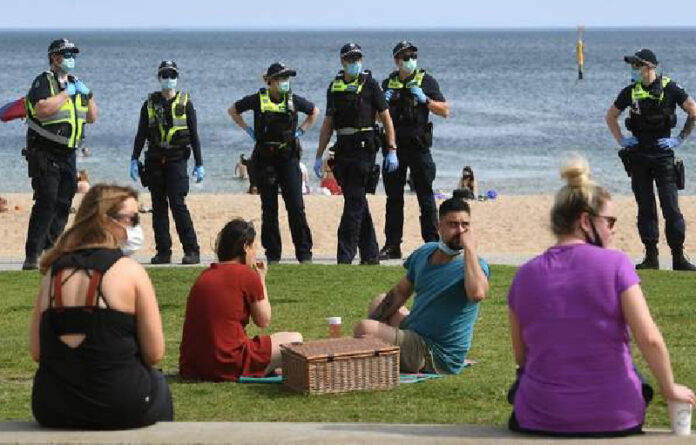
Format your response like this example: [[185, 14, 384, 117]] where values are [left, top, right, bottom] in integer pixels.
[[0, 422, 690, 445]]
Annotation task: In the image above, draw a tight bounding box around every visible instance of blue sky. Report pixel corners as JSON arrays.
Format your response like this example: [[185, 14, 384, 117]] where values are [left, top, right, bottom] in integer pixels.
[[2, 0, 695, 29]]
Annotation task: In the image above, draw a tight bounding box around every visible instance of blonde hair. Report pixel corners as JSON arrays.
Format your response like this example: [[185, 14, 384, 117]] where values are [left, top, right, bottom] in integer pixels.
[[40, 184, 138, 274], [550, 155, 611, 236]]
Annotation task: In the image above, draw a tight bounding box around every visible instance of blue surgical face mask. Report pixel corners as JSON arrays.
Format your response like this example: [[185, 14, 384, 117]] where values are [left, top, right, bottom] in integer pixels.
[[631, 67, 642, 83], [437, 239, 462, 256], [400, 59, 417, 74], [277, 79, 290, 94], [160, 78, 177, 90], [60, 57, 75, 73], [345, 61, 362, 77]]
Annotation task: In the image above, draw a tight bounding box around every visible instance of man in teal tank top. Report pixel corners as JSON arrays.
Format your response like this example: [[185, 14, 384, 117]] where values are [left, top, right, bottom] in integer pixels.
[[353, 197, 490, 374]]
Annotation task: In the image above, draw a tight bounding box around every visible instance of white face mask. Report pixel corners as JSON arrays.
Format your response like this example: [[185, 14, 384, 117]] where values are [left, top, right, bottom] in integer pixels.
[[121, 224, 144, 256]]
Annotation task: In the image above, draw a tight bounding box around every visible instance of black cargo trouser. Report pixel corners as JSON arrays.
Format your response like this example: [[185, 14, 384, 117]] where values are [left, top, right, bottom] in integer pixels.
[[334, 135, 379, 264], [629, 149, 685, 251], [383, 139, 438, 246], [146, 157, 199, 256], [25, 149, 77, 260], [255, 154, 313, 262]]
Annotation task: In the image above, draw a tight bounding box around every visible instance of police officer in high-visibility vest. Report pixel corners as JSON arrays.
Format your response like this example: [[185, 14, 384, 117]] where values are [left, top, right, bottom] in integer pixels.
[[229, 62, 318, 263], [22, 38, 98, 270], [314, 43, 398, 264], [379, 41, 450, 260], [606, 49, 696, 271], [130, 61, 204, 265]]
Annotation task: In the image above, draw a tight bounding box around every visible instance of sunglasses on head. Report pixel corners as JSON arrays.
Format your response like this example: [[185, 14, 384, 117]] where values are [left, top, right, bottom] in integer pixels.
[[112, 212, 140, 226], [160, 70, 178, 79], [400, 53, 417, 62]]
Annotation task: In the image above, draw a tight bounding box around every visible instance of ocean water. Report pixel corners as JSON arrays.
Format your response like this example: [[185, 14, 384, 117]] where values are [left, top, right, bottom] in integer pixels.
[[2, 28, 696, 195]]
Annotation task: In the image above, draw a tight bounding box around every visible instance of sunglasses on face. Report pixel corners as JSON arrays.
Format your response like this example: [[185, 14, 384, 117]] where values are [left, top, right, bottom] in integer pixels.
[[112, 212, 140, 226], [342, 54, 362, 63], [595, 215, 617, 229], [400, 53, 417, 62], [60, 51, 77, 59], [631, 62, 644, 70], [160, 70, 178, 79]]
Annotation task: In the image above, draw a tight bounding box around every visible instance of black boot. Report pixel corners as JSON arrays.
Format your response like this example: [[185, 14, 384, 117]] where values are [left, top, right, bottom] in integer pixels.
[[150, 253, 171, 265], [636, 245, 659, 270], [378, 245, 402, 260], [182, 252, 200, 265], [672, 249, 696, 271]]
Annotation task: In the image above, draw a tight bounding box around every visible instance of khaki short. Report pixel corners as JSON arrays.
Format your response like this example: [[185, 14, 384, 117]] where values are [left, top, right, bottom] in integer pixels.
[[395, 329, 440, 374]]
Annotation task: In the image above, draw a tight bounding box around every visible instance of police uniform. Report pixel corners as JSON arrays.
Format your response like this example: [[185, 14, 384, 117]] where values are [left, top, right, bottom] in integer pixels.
[[23, 39, 92, 269], [382, 66, 445, 254], [326, 69, 387, 264], [132, 84, 202, 264], [613, 59, 691, 269], [234, 87, 314, 263]]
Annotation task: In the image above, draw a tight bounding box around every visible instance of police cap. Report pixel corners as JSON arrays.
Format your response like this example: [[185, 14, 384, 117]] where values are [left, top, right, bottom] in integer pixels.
[[624, 48, 658, 67], [48, 38, 80, 55], [392, 40, 418, 57], [264, 62, 297, 80], [340, 43, 363, 58], [158, 60, 178, 76]]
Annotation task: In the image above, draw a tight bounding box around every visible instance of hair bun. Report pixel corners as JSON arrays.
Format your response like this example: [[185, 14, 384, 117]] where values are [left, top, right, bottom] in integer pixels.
[[560, 155, 592, 189]]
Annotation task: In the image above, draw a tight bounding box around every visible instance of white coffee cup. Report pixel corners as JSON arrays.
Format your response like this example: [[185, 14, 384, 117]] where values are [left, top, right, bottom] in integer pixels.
[[669, 401, 692, 436]]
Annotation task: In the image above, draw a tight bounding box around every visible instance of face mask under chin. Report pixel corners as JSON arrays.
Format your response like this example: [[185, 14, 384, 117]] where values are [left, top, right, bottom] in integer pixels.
[[437, 239, 462, 256]]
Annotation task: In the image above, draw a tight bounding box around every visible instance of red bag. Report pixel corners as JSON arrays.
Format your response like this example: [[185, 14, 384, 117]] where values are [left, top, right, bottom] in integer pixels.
[[0, 97, 26, 122]]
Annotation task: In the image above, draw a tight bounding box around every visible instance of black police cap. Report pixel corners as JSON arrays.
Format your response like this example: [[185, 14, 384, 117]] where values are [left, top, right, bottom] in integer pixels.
[[158, 60, 178, 75], [393, 41, 418, 57], [624, 48, 658, 67], [48, 38, 79, 55], [264, 62, 297, 80], [340, 43, 363, 58]]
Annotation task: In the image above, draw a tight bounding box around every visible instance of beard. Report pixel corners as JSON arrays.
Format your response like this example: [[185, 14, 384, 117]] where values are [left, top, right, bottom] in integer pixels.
[[445, 236, 462, 251]]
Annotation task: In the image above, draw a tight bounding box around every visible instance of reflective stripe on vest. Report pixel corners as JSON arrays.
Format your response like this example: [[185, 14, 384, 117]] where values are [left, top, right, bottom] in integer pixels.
[[147, 91, 189, 149], [259, 89, 289, 113], [330, 76, 365, 94], [25, 71, 88, 149], [386, 70, 425, 90], [631, 76, 671, 104]]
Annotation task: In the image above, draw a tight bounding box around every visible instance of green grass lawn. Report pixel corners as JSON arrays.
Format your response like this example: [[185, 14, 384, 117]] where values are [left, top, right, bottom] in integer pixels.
[[0, 264, 693, 427]]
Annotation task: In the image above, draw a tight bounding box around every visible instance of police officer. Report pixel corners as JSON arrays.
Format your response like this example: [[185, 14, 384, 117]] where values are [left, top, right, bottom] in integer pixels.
[[313, 43, 398, 264], [379, 41, 450, 260], [606, 49, 696, 270], [228, 62, 317, 263], [22, 39, 98, 270], [130, 61, 204, 265]]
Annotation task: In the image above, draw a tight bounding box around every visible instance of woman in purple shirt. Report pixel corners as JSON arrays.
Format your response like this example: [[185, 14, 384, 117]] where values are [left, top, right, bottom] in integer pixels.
[[507, 156, 695, 437]]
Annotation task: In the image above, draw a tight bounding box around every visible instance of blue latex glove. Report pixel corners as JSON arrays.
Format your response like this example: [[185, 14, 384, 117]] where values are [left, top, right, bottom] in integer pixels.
[[410, 87, 428, 104], [384, 150, 399, 173], [619, 135, 638, 148], [64, 82, 76, 96], [244, 126, 255, 142], [313, 158, 323, 178], [294, 128, 305, 138], [130, 159, 139, 182], [384, 89, 394, 102], [74, 80, 90, 95], [658, 137, 683, 150], [193, 165, 205, 183]]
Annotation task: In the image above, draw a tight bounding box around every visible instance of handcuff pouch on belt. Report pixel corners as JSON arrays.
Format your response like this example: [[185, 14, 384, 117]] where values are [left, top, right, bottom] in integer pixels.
[[675, 157, 685, 190], [23, 147, 48, 179]]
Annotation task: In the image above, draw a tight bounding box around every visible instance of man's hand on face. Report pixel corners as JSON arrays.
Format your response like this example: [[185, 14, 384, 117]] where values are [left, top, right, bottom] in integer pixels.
[[458, 224, 476, 253]]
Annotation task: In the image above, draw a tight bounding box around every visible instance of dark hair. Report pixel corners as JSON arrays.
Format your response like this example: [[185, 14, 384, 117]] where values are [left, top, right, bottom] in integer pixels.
[[215, 218, 256, 262], [461, 166, 474, 179], [438, 197, 471, 219]]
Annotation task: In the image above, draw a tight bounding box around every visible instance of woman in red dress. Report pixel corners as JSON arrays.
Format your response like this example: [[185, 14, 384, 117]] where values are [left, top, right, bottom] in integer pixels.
[[179, 219, 302, 381]]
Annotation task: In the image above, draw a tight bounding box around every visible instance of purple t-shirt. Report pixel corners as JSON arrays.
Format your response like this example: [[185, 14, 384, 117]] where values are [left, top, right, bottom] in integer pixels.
[[507, 243, 643, 433]]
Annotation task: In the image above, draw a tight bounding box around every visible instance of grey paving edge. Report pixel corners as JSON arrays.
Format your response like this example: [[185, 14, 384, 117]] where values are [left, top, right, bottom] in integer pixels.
[[0, 422, 691, 445]]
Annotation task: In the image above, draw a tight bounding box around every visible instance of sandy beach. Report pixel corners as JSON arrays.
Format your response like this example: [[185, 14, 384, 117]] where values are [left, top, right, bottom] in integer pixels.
[[2, 192, 696, 262]]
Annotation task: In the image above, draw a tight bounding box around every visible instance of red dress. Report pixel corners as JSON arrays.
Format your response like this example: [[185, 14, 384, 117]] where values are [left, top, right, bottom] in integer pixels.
[[179, 263, 272, 381]]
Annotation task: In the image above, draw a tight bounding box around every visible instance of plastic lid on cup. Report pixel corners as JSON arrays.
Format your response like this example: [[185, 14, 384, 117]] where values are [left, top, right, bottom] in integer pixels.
[[327, 317, 342, 325]]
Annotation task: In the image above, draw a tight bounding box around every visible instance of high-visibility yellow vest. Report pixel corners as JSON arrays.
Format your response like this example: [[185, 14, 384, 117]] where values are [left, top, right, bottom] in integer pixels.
[[147, 91, 190, 149], [25, 71, 88, 149]]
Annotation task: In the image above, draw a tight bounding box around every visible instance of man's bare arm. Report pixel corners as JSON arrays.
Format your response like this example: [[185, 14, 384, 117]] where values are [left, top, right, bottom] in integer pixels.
[[369, 276, 413, 322], [678, 97, 696, 141]]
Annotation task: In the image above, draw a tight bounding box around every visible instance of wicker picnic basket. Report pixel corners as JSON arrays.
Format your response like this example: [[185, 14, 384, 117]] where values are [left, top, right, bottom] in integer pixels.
[[281, 337, 400, 395]]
